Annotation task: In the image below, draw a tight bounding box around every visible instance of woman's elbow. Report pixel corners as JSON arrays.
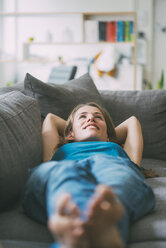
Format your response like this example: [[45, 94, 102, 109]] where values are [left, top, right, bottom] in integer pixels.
[[130, 115, 138, 121], [131, 116, 143, 140], [129, 116, 143, 137], [45, 113, 54, 120], [130, 116, 141, 127]]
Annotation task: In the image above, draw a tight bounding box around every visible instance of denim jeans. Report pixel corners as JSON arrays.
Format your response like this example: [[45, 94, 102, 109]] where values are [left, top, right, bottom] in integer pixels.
[[22, 154, 155, 248]]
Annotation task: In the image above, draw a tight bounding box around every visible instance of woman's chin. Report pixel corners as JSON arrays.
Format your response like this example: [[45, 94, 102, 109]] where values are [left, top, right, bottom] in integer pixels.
[[82, 136, 100, 142]]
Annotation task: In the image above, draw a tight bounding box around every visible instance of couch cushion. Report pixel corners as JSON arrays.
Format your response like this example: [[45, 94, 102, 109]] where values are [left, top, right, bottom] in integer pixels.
[[0, 203, 52, 244], [24, 73, 103, 120], [129, 177, 166, 243], [1, 177, 165, 247], [0, 91, 42, 212], [128, 241, 166, 248], [0, 240, 50, 248], [0, 82, 24, 95], [141, 158, 166, 177], [100, 90, 166, 161]]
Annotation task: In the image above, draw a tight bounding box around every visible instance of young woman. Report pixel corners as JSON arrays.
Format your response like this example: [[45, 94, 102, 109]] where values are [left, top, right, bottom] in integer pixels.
[[22, 102, 155, 248]]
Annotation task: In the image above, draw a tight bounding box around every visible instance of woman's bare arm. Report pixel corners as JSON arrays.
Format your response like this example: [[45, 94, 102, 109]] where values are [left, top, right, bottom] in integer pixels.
[[42, 113, 66, 162], [115, 116, 143, 166]]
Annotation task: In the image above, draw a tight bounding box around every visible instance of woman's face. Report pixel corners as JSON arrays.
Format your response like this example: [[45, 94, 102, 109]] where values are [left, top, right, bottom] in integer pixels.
[[68, 105, 109, 142]]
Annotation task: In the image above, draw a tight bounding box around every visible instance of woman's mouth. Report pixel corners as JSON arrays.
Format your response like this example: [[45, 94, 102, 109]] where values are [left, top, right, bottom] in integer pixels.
[[83, 123, 99, 130]]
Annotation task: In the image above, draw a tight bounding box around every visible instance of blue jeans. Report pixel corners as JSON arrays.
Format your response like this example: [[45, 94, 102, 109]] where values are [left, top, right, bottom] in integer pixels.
[[22, 154, 155, 247]]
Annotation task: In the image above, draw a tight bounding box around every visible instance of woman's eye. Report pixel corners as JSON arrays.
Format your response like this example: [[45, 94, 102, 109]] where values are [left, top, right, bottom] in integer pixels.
[[79, 115, 86, 119], [96, 116, 102, 119]]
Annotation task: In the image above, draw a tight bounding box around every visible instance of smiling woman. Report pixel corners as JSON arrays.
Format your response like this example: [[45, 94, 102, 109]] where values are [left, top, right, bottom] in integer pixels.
[[64, 102, 117, 145], [66, 104, 113, 142], [22, 102, 155, 248]]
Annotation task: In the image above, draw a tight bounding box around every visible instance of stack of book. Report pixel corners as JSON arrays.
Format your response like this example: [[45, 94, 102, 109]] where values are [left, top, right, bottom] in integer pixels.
[[84, 20, 134, 42]]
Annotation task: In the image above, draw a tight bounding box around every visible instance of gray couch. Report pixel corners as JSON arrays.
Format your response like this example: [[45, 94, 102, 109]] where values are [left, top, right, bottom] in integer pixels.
[[0, 73, 166, 248]]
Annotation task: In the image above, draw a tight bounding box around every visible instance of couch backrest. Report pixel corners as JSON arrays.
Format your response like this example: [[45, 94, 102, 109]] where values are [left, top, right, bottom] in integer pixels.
[[1, 78, 166, 161], [100, 89, 166, 161]]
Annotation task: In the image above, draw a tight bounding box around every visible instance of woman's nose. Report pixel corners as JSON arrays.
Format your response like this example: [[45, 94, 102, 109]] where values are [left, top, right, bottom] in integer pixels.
[[87, 115, 95, 122]]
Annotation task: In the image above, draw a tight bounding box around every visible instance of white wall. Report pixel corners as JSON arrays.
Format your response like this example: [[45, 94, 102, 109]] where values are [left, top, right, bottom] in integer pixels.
[[134, 0, 154, 86], [16, 0, 135, 12], [153, 0, 166, 88], [0, 1, 3, 52]]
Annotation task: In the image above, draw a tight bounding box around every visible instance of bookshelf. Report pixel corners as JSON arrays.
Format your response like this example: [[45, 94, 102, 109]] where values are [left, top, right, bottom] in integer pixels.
[[0, 11, 137, 89], [83, 12, 137, 89]]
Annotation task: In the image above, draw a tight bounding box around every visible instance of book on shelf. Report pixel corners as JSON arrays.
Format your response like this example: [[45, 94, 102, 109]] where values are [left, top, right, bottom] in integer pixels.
[[125, 21, 134, 42], [106, 21, 116, 42], [84, 20, 99, 43], [84, 19, 134, 43], [117, 21, 125, 42], [124, 21, 130, 42], [129, 21, 134, 41], [99, 21, 107, 41]]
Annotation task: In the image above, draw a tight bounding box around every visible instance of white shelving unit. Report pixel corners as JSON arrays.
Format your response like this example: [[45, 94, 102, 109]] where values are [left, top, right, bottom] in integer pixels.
[[0, 11, 137, 89]]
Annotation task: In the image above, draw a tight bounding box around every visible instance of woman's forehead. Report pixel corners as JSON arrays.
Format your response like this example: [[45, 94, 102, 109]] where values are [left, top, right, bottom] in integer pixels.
[[75, 105, 102, 116]]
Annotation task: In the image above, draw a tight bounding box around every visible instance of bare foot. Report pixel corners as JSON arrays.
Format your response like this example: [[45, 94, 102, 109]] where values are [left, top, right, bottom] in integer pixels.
[[48, 193, 89, 248], [85, 185, 125, 248]]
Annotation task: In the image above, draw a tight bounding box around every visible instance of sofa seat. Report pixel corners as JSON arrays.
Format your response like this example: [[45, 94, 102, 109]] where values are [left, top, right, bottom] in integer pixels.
[[129, 176, 166, 246], [0, 203, 53, 247], [0, 240, 51, 248], [128, 241, 166, 248], [141, 158, 166, 177], [0, 160, 166, 248]]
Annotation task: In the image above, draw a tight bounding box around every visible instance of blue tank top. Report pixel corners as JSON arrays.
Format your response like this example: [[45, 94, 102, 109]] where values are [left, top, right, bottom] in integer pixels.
[[51, 141, 129, 161]]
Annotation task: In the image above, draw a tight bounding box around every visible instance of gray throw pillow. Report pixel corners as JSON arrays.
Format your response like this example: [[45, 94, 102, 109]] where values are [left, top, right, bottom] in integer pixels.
[[100, 89, 166, 161], [0, 91, 42, 211], [0, 82, 24, 96], [24, 73, 103, 120]]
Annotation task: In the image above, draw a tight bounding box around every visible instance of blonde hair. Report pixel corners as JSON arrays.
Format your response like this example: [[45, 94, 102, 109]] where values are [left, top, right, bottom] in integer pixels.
[[63, 102, 118, 144]]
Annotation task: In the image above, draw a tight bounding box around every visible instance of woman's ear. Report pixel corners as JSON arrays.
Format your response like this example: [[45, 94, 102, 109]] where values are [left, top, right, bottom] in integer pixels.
[[67, 131, 75, 141]]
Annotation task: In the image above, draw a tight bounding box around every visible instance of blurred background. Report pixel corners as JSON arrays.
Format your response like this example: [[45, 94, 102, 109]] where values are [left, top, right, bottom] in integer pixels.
[[0, 0, 165, 90]]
